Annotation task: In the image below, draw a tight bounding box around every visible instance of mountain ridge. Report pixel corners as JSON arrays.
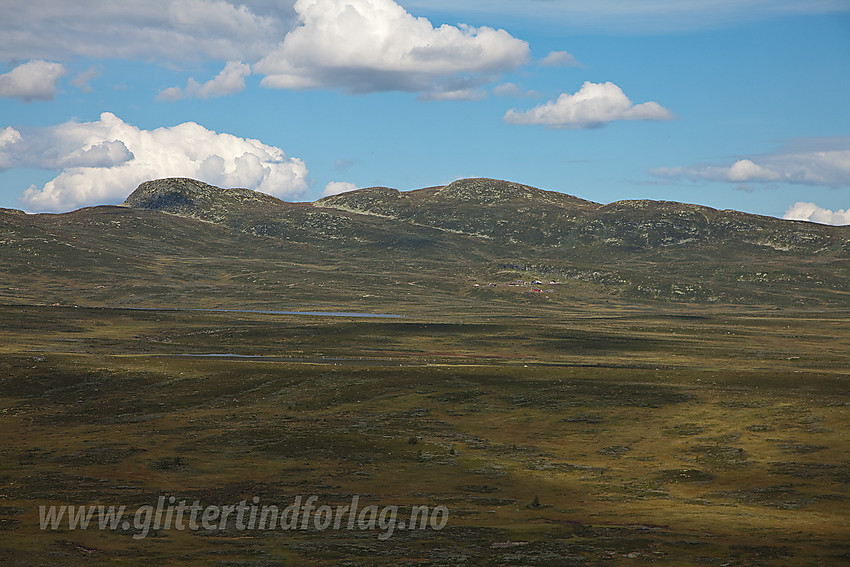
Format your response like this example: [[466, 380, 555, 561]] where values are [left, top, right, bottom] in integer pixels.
[[2, 176, 849, 309], [117, 176, 850, 254]]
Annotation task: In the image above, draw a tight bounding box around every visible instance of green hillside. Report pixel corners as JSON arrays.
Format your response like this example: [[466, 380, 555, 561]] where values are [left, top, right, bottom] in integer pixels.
[[1, 177, 849, 309]]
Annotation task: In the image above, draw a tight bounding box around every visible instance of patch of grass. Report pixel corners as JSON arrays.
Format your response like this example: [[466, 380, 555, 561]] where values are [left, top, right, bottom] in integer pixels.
[[150, 456, 187, 470], [666, 423, 707, 436], [656, 468, 715, 483], [688, 445, 750, 470]]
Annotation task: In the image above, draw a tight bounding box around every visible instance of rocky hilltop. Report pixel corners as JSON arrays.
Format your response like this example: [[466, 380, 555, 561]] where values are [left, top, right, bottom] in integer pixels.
[[124, 178, 286, 223]]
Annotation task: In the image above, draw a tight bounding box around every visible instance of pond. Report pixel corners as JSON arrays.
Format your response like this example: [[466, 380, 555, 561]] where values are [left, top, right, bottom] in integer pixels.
[[126, 307, 403, 318]]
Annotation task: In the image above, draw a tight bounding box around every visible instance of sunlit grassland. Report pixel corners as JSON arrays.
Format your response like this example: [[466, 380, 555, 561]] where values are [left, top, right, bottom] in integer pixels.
[[0, 304, 848, 565]]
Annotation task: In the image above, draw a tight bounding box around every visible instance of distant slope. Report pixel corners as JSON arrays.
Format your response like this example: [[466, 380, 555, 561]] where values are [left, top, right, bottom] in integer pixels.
[[122, 178, 488, 256], [1, 177, 849, 310], [122, 176, 850, 255], [316, 177, 849, 254]]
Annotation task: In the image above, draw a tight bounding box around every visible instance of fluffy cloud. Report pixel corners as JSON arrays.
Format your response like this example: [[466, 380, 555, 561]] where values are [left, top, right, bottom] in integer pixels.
[[783, 202, 850, 226], [0, 60, 66, 101], [0, 127, 23, 169], [2, 1, 529, 99], [725, 159, 781, 182], [504, 81, 672, 129], [2, 0, 847, 69], [0, 113, 308, 212], [0, 0, 289, 62], [158, 61, 251, 100], [539, 51, 581, 67], [651, 138, 850, 188], [253, 0, 530, 95], [321, 181, 358, 197]]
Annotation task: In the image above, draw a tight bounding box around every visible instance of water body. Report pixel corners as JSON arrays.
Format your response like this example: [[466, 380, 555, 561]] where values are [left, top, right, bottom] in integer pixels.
[[156, 354, 418, 367], [124, 307, 402, 318]]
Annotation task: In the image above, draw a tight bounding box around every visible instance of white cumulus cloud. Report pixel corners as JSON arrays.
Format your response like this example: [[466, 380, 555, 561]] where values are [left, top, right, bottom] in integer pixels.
[[253, 0, 530, 95], [0, 60, 66, 101], [2, 0, 848, 69], [651, 137, 850, 188], [504, 81, 672, 129], [783, 202, 850, 226], [0, 126, 23, 169], [158, 61, 251, 100], [321, 181, 358, 197], [2, 1, 530, 100], [725, 159, 781, 182], [1, 113, 308, 212]]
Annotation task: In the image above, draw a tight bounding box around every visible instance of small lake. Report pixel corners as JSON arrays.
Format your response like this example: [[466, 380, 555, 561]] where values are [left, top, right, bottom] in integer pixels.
[[155, 354, 418, 366], [125, 307, 402, 318]]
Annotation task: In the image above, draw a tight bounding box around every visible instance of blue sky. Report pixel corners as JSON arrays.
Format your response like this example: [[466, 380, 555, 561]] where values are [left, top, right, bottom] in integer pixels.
[[1, 0, 848, 224]]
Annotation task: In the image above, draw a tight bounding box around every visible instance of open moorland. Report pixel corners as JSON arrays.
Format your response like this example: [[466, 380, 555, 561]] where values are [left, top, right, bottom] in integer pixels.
[[1, 178, 848, 565]]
